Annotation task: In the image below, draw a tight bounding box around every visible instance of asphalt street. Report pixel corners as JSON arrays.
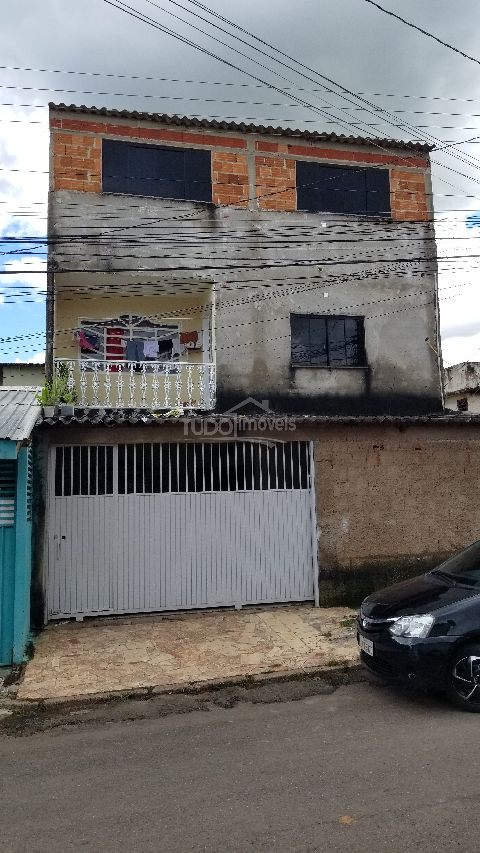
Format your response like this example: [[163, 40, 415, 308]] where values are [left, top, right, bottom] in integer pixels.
[[0, 681, 478, 852]]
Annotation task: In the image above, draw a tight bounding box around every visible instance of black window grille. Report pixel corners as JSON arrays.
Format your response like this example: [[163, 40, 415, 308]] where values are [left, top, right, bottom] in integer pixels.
[[117, 442, 311, 494], [291, 314, 366, 368], [54, 446, 114, 497]]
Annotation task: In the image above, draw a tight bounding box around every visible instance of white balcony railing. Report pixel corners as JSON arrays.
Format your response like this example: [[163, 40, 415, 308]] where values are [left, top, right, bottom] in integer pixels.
[[55, 359, 216, 410]]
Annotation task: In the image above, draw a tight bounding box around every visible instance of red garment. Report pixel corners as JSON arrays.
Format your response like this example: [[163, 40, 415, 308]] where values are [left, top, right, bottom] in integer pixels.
[[106, 328, 124, 372], [180, 331, 198, 345]]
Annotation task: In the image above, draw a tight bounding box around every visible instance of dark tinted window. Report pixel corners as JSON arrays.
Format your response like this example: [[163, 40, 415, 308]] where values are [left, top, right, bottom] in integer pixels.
[[102, 139, 212, 202], [431, 541, 480, 588], [296, 161, 390, 216], [291, 315, 366, 368]]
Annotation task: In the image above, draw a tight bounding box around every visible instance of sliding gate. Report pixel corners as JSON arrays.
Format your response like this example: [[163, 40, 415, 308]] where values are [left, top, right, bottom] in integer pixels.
[[46, 441, 318, 619]]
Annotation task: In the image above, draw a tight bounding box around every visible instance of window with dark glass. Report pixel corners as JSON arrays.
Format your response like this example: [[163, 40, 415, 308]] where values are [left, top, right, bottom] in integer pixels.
[[296, 161, 390, 216], [102, 139, 212, 202], [291, 314, 366, 368]]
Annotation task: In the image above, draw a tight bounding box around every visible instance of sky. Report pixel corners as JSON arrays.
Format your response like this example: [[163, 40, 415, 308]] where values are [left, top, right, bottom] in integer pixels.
[[2, 0, 480, 367]]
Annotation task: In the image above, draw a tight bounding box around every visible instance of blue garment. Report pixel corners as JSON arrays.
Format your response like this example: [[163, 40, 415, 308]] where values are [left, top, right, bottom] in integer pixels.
[[126, 339, 143, 362]]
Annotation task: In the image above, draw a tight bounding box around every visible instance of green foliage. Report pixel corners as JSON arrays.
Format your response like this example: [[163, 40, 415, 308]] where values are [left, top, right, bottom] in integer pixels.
[[36, 369, 78, 407]]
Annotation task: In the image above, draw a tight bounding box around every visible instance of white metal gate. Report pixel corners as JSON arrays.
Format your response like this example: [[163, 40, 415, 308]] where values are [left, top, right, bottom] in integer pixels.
[[46, 441, 318, 619]]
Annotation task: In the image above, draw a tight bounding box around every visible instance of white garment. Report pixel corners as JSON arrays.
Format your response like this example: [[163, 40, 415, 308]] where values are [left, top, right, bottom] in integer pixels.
[[143, 339, 158, 358], [171, 335, 182, 358]]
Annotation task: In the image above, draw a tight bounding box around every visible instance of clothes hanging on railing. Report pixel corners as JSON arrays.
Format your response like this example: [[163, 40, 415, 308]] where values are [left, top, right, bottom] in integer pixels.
[[125, 339, 143, 362], [106, 328, 124, 371], [143, 339, 159, 359], [75, 330, 100, 353]]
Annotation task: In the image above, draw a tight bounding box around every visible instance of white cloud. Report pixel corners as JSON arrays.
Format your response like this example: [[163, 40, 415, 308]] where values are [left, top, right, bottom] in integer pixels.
[[14, 351, 45, 364], [0, 103, 48, 240], [2, 256, 47, 292], [435, 209, 480, 365]]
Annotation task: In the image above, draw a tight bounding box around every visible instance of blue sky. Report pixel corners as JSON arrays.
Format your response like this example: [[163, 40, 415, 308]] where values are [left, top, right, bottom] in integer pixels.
[[0, 103, 48, 363]]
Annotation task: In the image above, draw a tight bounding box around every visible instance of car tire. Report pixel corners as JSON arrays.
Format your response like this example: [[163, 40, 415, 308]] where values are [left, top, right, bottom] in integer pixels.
[[446, 643, 480, 712]]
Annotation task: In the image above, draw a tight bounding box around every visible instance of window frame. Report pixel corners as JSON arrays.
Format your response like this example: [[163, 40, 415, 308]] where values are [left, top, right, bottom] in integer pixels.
[[295, 160, 391, 217], [102, 138, 213, 203], [290, 313, 367, 370]]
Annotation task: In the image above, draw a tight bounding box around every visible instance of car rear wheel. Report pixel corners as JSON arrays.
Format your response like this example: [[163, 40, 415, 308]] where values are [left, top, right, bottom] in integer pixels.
[[447, 644, 480, 712]]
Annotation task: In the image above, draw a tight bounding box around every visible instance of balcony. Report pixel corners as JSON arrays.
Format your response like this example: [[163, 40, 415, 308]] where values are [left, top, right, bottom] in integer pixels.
[[55, 359, 216, 410]]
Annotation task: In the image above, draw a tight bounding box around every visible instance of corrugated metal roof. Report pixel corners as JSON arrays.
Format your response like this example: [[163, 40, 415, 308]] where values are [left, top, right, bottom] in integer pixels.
[[40, 408, 477, 427], [0, 387, 41, 442], [49, 103, 433, 154]]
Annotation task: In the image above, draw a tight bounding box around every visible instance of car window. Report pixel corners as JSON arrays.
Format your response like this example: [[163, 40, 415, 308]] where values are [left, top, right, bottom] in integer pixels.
[[432, 541, 480, 587]]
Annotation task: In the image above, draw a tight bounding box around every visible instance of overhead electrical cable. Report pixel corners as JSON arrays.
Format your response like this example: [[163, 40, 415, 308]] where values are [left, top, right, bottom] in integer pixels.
[[166, 0, 480, 176], [361, 0, 480, 67]]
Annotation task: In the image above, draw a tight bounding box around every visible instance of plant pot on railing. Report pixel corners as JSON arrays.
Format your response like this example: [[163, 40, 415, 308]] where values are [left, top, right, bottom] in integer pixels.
[[36, 371, 78, 419], [59, 404, 75, 417]]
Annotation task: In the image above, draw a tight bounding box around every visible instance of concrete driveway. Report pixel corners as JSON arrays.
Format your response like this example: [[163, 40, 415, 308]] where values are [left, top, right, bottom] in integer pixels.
[[17, 605, 358, 701]]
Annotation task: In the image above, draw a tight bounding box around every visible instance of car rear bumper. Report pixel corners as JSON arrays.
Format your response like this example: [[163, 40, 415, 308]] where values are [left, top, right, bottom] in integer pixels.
[[357, 627, 457, 689]]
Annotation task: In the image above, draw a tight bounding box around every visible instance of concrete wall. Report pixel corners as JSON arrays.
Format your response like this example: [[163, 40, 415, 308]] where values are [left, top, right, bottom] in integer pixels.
[[0, 364, 44, 387], [48, 109, 442, 415], [445, 392, 480, 414], [444, 362, 480, 414], [312, 422, 480, 603]]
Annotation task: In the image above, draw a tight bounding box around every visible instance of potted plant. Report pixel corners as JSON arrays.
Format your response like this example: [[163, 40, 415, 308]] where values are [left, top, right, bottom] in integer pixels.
[[36, 370, 78, 418], [58, 388, 77, 417]]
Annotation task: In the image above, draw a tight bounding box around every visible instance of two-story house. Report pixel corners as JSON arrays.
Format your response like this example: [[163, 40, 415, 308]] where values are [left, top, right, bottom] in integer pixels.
[[37, 102, 443, 621]]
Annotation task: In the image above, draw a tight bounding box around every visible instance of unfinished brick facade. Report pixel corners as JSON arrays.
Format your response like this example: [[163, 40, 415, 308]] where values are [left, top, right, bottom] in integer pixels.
[[390, 168, 429, 221], [50, 110, 431, 221], [51, 132, 101, 193], [212, 151, 249, 207], [255, 155, 296, 211]]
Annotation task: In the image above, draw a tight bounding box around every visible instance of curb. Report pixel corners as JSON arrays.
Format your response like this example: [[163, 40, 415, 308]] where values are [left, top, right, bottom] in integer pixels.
[[1, 659, 364, 715]]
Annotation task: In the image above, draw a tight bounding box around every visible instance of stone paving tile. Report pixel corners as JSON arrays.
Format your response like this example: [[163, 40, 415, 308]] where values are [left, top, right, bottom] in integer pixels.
[[17, 605, 358, 701]]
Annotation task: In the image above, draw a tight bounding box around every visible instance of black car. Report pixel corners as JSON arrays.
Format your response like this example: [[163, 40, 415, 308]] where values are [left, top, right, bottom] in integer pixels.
[[357, 540, 480, 711]]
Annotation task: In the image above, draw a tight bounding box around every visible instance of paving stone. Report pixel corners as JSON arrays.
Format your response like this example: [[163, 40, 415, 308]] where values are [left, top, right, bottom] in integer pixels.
[[17, 605, 358, 702]]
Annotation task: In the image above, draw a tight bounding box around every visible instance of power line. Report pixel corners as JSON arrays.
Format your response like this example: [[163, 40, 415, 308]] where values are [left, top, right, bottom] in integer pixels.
[[0, 287, 461, 357], [0, 274, 455, 345], [361, 0, 480, 67], [164, 0, 480, 177], [8, 89, 480, 120], [4, 68, 480, 108], [6, 105, 480, 131]]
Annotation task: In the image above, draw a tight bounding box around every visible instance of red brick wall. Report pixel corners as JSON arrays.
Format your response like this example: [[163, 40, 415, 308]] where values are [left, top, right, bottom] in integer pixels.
[[212, 151, 249, 206], [50, 113, 431, 220], [255, 155, 296, 211], [390, 168, 429, 222], [254, 139, 430, 220], [51, 132, 101, 192]]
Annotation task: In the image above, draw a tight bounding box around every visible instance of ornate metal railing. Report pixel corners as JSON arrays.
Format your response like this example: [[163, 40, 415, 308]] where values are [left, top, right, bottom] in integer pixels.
[[54, 359, 216, 410]]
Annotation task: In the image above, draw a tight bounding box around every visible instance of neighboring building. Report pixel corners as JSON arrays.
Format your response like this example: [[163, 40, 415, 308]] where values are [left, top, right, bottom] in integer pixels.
[[444, 362, 480, 413], [0, 388, 39, 664], [0, 363, 44, 387], [34, 103, 445, 622]]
